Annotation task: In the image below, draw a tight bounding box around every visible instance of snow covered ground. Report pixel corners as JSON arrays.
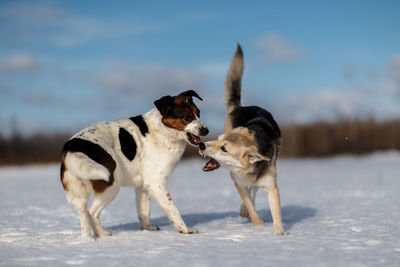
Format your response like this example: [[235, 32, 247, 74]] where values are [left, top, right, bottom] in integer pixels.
[[1, 151, 400, 266]]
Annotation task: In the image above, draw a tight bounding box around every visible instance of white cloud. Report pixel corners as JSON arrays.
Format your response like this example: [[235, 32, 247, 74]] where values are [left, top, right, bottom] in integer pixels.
[[87, 61, 208, 113], [47, 17, 171, 48], [92, 61, 204, 95], [0, 54, 38, 72], [342, 65, 382, 83], [0, 2, 171, 48], [275, 89, 366, 124], [274, 54, 400, 124], [254, 32, 305, 63]]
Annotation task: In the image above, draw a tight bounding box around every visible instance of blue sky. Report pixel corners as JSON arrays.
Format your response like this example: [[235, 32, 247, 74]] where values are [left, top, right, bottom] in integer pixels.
[[1, 0, 400, 136]]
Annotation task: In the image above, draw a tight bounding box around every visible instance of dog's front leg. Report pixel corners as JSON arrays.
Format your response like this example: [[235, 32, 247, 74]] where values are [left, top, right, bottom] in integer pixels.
[[148, 181, 198, 234], [240, 186, 258, 218], [136, 187, 160, 231], [231, 173, 263, 227], [266, 186, 288, 236]]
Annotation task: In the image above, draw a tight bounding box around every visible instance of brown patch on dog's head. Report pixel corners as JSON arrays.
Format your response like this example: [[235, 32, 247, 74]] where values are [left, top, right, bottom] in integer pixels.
[[154, 90, 202, 131]]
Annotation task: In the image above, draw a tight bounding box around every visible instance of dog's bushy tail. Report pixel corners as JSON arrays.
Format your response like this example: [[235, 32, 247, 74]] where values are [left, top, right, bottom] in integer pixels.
[[224, 43, 244, 113], [63, 152, 110, 182]]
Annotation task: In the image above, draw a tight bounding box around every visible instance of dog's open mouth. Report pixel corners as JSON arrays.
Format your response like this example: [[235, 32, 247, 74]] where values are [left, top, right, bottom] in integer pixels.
[[202, 159, 220, 171], [199, 150, 220, 171], [186, 132, 201, 146]]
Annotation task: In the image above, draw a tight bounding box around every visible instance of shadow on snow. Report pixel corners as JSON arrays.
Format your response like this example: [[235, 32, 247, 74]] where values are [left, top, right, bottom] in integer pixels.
[[109, 205, 316, 233]]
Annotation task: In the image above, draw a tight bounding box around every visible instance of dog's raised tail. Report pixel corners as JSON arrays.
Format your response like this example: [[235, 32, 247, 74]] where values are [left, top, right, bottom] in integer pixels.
[[224, 43, 244, 113]]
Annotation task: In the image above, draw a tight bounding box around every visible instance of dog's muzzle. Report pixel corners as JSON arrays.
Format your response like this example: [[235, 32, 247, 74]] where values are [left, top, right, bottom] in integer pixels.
[[186, 127, 208, 146], [198, 142, 220, 171], [200, 127, 209, 136], [199, 142, 206, 151]]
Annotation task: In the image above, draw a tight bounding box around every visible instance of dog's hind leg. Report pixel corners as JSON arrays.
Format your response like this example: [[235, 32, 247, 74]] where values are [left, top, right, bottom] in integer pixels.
[[64, 172, 93, 238], [136, 187, 160, 231], [69, 196, 92, 238], [240, 186, 258, 218], [264, 185, 288, 236], [88, 187, 119, 237]]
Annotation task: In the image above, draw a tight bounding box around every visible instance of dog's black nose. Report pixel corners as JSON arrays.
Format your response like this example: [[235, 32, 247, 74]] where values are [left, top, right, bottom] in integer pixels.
[[200, 127, 209, 136], [199, 142, 206, 151]]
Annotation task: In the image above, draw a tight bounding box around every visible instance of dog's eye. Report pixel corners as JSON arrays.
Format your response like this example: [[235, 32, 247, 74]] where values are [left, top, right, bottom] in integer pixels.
[[220, 145, 227, 152], [183, 115, 193, 122]]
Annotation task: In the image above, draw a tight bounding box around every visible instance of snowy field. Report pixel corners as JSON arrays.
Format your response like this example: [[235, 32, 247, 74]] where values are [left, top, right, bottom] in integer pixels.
[[1, 152, 400, 266]]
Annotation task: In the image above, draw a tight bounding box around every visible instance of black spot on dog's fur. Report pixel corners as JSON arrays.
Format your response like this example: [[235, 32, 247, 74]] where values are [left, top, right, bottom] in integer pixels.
[[130, 115, 149, 136], [118, 127, 137, 161], [62, 138, 116, 193]]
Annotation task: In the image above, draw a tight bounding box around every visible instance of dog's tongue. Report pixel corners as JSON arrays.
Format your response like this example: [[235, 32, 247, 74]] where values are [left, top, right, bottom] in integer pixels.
[[187, 133, 201, 145], [202, 159, 220, 171], [190, 134, 201, 144]]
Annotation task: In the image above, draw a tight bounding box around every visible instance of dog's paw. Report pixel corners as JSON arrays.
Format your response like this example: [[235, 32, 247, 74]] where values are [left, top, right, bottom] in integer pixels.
[[273, 224, 289, 236], [81, 232, 94, 239], [96, 230, 112, 237], [179, 228, 199, 234], [239, 204, 249, 218], [141, 225, 160, 231], [253, 221, 264, 227], [276, 231, 289, 236]]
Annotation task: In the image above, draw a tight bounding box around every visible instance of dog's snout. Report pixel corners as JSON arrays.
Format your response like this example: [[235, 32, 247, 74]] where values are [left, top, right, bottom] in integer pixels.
[[199, 142, 206, 151], [200, 127, 209, 136]]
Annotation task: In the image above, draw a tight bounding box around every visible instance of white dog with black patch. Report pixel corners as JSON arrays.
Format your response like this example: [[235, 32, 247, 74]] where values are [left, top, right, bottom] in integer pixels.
[[61, 90, 208, 238]]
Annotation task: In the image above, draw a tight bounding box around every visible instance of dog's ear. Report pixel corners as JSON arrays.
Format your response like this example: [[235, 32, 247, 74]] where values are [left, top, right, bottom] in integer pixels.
[[243, 147, 270, 165], [179, 90, 203, 102], [154, 95, 174, 116]]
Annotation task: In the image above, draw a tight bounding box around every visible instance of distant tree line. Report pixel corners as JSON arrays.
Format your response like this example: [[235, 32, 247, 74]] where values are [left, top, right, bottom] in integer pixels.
[[1, 118, 400, 166], [280, 119, 400, 157], [0, 132, 71, 166]]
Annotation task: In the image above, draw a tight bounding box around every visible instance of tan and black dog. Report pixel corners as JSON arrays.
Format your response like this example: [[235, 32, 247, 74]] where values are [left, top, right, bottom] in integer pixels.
[[199, 45, 288, 235]]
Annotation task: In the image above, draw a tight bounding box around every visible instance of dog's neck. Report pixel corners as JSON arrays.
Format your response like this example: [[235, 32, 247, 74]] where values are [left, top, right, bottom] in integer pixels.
[[237, 167, 258, 181], [143, 107, 187, 146]]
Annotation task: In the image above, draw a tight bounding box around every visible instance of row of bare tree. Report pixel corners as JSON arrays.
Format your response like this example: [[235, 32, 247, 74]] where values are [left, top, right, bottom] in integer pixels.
[[1, 119, 399, 166], [280, 119, 400, 157], [0, 133, 71, 166]]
